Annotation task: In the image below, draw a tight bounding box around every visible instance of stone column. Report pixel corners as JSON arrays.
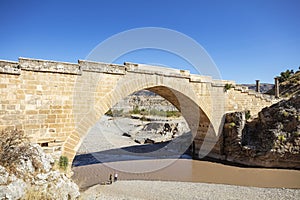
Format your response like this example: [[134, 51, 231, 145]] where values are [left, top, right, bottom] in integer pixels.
[[255, 80, 260, 93], [274, 77, 279, 98]]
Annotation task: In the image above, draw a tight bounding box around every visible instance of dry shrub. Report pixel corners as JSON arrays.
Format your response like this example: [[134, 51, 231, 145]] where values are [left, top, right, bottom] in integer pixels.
[[22, 187, 53, 200], [0, 129, 35, 173]]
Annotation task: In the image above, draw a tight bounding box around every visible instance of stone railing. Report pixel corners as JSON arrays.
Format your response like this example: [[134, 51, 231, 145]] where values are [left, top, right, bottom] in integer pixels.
[[0, 60, 20, 75], [235, 84, 279, 103], [0, 58, 230, 86]]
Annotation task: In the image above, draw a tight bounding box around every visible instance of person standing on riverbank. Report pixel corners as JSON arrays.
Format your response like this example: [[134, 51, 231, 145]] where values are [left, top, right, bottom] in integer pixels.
[[109, 174, 113, 184], [114, 173, 118, 182]]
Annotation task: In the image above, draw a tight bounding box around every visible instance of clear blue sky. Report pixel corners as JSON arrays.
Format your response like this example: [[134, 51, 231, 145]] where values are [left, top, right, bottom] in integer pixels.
[[0, 0, 299, 83]]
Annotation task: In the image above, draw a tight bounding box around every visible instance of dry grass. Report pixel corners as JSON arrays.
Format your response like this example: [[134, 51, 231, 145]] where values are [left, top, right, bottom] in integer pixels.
[[22, 187, 53, 200]]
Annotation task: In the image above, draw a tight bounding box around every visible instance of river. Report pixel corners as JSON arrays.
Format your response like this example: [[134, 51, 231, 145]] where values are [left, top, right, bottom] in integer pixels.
[[72, 116, 300, 190], [72, 150, 300, 190]]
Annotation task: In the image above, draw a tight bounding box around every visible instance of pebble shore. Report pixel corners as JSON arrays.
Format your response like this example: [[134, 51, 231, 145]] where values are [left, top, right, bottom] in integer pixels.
[[81, 180, 300, 200]]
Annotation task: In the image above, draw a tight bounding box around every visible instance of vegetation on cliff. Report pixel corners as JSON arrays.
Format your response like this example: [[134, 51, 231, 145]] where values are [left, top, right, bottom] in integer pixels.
[[266, 67, 300, 97], [105, 106, 181, 118]]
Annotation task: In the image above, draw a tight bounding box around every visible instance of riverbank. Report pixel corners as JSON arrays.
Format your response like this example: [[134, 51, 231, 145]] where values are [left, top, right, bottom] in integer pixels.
[[80, 180, 300, 200]]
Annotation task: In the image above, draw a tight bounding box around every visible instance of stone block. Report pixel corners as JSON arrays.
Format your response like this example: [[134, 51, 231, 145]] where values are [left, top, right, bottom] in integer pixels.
[[79, 60, 125, 75], [0, 60, 21, 75], [19, 57, 81, 75]]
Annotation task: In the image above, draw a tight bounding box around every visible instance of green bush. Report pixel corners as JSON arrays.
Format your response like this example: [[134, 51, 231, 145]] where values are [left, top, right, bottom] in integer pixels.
[[59, 156, 68, 170], [245, 111, 251, 120], [130, 106, 141, 114], [277, 135, 286, 142], [224, 83, 233, 92], [105, 109, 113, 116], [166, 110, 181, 118], [105, 109, 124, 117], [129, 107, 181, 118], [282, 110, 289, 117], [149, 109, 164, 116], [278, 70, 293, 83], [229, 122, 236, 128]]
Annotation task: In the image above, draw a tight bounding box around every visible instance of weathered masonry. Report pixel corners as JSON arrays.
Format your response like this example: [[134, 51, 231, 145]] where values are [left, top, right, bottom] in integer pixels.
[[0, 58, 278, 163]]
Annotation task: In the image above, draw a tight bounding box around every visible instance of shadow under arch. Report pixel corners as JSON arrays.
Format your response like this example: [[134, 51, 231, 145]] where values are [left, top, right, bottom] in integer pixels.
[[63, 73, 221, 168]]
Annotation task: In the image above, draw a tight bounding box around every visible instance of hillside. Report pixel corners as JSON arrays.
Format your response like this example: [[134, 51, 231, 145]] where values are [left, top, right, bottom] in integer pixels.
[[241, 83, 274, 93], [266, 70, 300, 97]]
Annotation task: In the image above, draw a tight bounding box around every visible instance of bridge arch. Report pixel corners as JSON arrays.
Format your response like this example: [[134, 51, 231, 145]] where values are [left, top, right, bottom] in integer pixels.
[[62, 71, 218, 164]]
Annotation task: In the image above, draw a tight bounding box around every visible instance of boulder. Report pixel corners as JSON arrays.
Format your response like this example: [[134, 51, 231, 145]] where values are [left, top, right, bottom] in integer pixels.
[[0, 142, 80, 200], [0, 178, 26, 200], [122, 132, 131, 137], [30, 144, 54, 173]]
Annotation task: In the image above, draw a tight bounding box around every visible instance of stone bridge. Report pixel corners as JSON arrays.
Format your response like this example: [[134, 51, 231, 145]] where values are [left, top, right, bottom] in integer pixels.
[[0, 58, 278, 163]]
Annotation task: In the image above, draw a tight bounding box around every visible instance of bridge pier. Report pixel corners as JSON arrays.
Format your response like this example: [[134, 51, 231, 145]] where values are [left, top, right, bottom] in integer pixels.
[[255, 80, 260, 93], [274, 77, 280, 98]]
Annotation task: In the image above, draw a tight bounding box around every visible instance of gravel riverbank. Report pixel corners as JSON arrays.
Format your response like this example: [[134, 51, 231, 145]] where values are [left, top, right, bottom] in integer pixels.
[[80, 180, 300, 200]]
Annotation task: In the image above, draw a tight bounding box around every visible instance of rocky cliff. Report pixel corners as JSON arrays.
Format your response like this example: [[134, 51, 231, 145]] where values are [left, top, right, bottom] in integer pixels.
[[223, 95, 300, 168], [112, 90, 178, 113], [0, 130, 80, 200]]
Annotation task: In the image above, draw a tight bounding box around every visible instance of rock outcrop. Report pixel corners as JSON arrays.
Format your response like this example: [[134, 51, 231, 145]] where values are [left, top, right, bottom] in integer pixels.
[[127, 119, 189, 144], [111, 90, 179, 113], [0, 143, 80, 200], [223, 95, 300, 168]]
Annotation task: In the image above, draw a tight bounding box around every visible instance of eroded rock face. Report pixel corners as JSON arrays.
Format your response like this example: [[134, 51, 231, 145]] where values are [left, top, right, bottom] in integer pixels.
[[223, 95, 300, 168], [130, 120, 189, 144], [0, 144, 80, 200]]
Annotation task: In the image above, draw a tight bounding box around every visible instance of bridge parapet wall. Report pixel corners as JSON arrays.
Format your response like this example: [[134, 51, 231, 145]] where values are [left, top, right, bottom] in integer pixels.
[[225, 87, 279, 117], [79, 60, 125, 74], [0, 60, 20, 75], [19, 57, 81, 75]]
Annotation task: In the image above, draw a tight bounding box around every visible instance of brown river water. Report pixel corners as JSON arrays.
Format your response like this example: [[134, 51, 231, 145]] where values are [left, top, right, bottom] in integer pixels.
[[72, 155, 300, 190], [72, 116, 300, 191]]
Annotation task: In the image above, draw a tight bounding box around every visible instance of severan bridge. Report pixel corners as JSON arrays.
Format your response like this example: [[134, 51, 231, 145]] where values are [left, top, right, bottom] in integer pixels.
[[0, 57, 278, 163]]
